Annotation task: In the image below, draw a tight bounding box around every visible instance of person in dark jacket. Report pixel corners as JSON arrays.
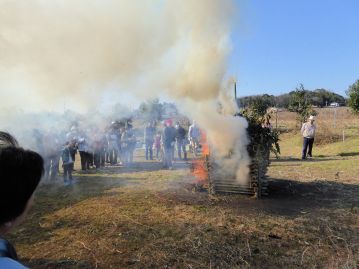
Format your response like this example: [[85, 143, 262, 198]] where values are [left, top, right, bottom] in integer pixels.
[[162, 120, 176, 169], [42, 132, 61, 181], [121, 125, 136, 164], [77, 133, 90, 171], [154, 131, 162, 160], [107, 129, 119, 165], [93, 131, 106, 170], [61, 140, 75, 186], [144, 122, 155, 160], [175, 122, 187, 160], [0, 131, 43, 268]]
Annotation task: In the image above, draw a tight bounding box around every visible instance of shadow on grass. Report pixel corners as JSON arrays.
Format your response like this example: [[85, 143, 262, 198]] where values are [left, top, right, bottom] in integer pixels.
[[258, 178, 359, 216], [9, 176, 359, 269], [89, 161, 191, 175], [338, 151, 359, 157], [270, 157, 340, 163], [9, 175, 144, 246], [10, 160, 190, 246], [167, 178, 359, 218], [21, 258, 94, 269]]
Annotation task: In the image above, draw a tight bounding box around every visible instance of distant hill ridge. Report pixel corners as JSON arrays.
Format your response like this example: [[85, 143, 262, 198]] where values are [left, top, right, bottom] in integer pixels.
[[237, 89, 346, 108]]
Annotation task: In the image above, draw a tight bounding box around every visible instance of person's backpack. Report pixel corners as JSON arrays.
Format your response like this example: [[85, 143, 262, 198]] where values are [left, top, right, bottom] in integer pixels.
[[0, 238, 18, 260]]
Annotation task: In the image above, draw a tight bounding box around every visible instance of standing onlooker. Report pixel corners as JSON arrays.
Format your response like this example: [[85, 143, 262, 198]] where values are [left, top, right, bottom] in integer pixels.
[[66, 126, 78, 144], [144, 122, 155, 160], [301, 115, 316, 160], [100, 133, 107, 167], [117, 127, 125, 165], [175, 122, 187, 160], [87, 133, 95, 169], [66, 126, 78, 165], [107, 129, 119, 165], [69, 138, 77, 171], [154, 131, 162, 160], [125, 125, 136, 164], [93, 131, 106, 170], [61, 141, 75, 186], [42, 132, 61, 181], [188, 120, 201, 157], [162, 119, 176, 169], [104, 127, 110, 164], [77, 133, 90, 171], [121, 126, 134, 164], [120, 127, 128, 164]]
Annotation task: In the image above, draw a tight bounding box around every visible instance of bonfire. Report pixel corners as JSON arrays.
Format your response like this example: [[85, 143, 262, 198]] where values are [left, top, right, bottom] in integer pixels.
[[192, 115, 279, 198]]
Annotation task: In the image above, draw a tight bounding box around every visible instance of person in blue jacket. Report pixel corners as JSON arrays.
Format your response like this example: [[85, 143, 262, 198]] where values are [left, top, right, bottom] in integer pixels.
[[61, 140, 76, 186]]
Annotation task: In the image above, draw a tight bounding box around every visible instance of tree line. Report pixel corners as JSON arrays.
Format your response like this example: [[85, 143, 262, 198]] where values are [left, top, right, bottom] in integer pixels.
[[237, 87, 346, 109], [237, 79, 359, 122]]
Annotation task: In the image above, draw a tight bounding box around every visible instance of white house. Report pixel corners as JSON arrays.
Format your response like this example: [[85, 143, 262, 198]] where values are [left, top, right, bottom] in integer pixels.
[[329, 102, 339, 107]]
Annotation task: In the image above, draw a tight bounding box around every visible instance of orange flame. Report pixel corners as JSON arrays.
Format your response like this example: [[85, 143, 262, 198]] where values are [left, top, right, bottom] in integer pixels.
[[192, 129, 209, 185]]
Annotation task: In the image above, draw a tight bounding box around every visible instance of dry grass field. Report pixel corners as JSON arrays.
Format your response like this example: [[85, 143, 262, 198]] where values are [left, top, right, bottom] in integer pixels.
[[8, 108, 359, 269], [276, 107, 358, 144]]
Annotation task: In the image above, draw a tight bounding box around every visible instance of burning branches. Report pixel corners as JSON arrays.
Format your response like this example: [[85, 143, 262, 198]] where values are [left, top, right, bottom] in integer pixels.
[[191, 130, 210, 188], [189, 110, 280, 197]]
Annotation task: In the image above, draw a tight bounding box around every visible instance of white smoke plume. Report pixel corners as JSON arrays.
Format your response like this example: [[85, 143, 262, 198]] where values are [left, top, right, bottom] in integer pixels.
[[0, 0, 250, 183]]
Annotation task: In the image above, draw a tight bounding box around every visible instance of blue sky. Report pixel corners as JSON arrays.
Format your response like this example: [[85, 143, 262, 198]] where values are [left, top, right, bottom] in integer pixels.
[[229, 0, 359, 97]]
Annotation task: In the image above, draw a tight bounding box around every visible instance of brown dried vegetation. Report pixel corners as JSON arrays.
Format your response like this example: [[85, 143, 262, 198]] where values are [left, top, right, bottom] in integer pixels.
[[8, 108, 359, 268]]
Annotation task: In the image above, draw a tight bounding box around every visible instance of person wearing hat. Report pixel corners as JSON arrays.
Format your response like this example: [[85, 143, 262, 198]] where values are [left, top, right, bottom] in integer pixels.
[[300, 115, 316, 159]]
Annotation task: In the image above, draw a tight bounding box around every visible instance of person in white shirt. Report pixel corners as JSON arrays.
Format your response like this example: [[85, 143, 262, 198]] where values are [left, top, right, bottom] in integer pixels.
[[300, 115, 316, 159], [188, 121, 201, 157]]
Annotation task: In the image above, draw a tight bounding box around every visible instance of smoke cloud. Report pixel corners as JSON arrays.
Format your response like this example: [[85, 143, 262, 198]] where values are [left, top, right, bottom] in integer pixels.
[[0, 0, 250, 183]]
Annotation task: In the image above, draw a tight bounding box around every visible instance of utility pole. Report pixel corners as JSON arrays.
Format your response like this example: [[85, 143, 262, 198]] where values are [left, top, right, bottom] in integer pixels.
[[234, 81, 237, 99], [234, 81, 239, 108]]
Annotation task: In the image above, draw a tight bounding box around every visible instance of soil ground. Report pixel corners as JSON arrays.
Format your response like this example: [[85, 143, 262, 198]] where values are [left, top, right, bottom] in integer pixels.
[[8, 112, 359, 269]]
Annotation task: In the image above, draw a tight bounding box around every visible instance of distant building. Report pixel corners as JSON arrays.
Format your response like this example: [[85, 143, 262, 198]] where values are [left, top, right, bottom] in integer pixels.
[[329, 102, 340, 107]]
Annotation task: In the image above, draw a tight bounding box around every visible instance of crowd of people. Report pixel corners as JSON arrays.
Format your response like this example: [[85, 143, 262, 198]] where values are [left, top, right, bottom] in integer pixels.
[[0, 118, 202, 267], [0, 115, 317, 268], [32, 112, 317, 187], [33, 118, 202, 186], [33, 120, 134, 186], [145, 119, 202, 169]]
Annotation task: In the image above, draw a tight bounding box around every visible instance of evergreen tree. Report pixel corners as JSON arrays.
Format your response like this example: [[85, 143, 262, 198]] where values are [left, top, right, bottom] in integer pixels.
[[347, 79, 359, 115], [288, 84, 317, 123]]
